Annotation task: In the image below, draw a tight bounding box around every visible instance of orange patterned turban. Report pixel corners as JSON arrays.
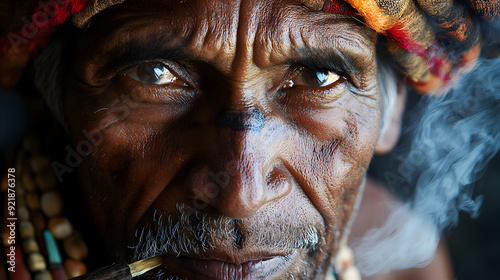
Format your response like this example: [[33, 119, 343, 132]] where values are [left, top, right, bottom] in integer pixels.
[[324, 0, 500, 93]]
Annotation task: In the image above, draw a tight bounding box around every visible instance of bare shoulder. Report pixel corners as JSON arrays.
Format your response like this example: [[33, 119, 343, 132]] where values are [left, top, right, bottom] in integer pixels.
[[348, 177, 454, 280]]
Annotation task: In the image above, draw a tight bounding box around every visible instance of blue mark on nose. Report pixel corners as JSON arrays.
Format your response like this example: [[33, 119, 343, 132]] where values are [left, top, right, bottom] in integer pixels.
[[215, 108, 264, 132]]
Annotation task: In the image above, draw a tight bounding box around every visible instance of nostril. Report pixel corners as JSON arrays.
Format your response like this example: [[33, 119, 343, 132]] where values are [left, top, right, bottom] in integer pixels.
[[265, 164, 293, 199]]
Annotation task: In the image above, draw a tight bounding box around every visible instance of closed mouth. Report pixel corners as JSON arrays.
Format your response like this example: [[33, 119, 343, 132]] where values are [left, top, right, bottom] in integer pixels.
[[151, 251, 298, 279]]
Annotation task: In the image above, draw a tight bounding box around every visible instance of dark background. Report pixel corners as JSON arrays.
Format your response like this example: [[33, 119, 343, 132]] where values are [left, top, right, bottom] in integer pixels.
[[446, 153, 500, 279]]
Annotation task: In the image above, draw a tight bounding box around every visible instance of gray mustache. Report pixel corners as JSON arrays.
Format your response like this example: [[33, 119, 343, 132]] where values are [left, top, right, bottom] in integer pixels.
[[130, 204, 321, 261]]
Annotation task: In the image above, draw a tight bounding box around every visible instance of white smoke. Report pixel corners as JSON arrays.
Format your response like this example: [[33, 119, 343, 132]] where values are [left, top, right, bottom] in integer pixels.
[[352, 57, 500, 276]]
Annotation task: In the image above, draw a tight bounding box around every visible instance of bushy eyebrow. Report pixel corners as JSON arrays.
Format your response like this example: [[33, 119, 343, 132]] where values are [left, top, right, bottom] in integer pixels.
[[101, 40, 183, 72], [288, 48, 361, 83], [95, 36, 364, 88], [255, 9, 375, 88], [95, 26, 199, 76], [100, 40, 366, 88], [87, 6, 375, 89]]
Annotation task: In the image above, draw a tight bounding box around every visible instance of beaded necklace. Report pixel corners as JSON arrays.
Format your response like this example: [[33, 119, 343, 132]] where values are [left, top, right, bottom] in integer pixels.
[[2, 134, 88, 280]]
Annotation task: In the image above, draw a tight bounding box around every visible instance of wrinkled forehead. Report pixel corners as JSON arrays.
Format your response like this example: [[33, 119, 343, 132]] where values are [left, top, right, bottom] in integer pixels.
[[79, 0, 368, 41], [78, 0, 376, 77], [75, 0, 327, 26], [84, 0, 352, 29]]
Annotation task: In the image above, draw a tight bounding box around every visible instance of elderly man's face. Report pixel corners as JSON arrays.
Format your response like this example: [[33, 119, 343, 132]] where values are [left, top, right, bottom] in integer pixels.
[[65, 0, 380, 278]]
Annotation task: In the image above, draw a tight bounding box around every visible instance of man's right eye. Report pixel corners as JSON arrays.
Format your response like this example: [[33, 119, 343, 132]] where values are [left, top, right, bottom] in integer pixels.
[[127, 62, 187, 86]]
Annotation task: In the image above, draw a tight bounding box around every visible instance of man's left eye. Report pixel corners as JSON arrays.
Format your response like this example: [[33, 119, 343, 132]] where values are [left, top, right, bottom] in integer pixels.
[[288, 68, 341, 88], [127, 62, 186, 86]]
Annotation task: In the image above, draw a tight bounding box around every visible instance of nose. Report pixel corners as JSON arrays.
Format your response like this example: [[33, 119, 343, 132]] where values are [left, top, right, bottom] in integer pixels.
[[190, 108, 292, 219], [215, 108, 264, 132]]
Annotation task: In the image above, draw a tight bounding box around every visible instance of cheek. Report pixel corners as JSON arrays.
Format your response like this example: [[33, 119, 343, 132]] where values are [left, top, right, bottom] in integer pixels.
[[286, 95, 380, 227], [65, 91, 196, 248]]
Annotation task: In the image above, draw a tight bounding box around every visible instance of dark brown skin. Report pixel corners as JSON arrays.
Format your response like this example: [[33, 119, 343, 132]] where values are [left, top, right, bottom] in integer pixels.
[[64, 0, 381, 278]]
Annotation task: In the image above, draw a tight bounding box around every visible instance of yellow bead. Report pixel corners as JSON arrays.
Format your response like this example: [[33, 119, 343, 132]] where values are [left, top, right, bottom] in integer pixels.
[[22, 172, 36, 191], [48, 217, 73, 240], [22, 237, 40, 254], [20, 221, 35, 239], [30, 155, 51, 174], [18, 206, 30, 220], [63, 233, 89, 260], [41, 191, 63, 217], [64, 259, 87, 278], [34, 270, 53, 280], [26, 192, 41, 210], [28, 252, 47, 272]]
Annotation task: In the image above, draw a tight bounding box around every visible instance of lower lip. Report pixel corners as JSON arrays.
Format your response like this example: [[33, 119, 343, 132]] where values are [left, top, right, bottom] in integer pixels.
[[158, 252, 296, 279]]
